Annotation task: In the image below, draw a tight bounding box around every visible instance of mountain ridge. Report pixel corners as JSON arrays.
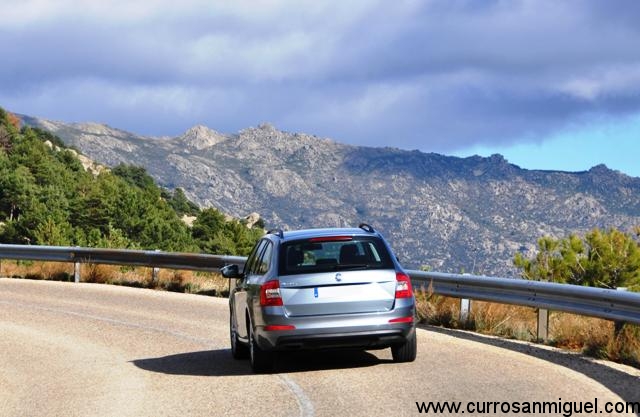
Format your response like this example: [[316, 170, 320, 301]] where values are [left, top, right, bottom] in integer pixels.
[[20, 114, 640, 275]]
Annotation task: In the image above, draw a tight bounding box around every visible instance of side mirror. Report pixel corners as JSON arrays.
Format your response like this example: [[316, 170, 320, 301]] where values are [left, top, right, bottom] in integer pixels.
[[220, 264, 242, 279]]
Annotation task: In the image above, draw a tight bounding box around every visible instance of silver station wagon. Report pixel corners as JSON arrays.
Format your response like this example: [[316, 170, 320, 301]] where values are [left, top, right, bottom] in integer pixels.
[[220, 224, 417, 373]]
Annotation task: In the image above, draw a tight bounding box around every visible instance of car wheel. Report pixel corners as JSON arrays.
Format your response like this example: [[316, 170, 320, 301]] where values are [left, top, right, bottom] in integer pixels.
[[391, 329, 417, 363], [230, 314, 249, 359], [249, 324, 275, 373]]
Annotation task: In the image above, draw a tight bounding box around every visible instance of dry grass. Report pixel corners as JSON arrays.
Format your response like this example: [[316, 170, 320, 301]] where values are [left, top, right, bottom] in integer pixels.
[[414, 282, 459, 326], [414, 283, 640, 368], [1, 260, 75, 282], [467, 301, 537, 340], [0, 259, 231, 296], [414, 283, 536, 338], [550, 313, 640, 366]]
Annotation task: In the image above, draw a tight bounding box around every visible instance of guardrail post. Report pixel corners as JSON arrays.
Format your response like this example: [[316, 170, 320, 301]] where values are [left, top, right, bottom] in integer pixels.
[[537, 309, 549, 341], [459, 298, 471, 324], [74, 261, 81, 283], [614, 287, 628, 335], [151, 249, 160, 284]]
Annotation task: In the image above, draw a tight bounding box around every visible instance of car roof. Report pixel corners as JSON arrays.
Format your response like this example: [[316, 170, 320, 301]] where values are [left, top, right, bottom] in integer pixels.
[[276, 227, 379, 242]]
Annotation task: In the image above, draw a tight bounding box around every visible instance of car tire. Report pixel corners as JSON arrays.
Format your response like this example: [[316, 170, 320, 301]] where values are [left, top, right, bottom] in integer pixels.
[[391, 329, 417, 363], [249, 324, 275, 373], [230, 314, 249, 359]]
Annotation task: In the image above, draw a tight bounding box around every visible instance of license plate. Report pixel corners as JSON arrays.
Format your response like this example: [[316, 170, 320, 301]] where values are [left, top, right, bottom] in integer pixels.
[[314, 286, 346, 299]]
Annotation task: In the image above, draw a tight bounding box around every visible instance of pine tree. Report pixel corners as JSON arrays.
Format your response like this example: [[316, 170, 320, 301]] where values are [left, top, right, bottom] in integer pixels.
[[514, 228, 640, 291]]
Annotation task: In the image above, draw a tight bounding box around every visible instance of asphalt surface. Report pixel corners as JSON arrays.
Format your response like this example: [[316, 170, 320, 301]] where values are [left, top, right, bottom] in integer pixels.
[[1, 278, 638, 416]]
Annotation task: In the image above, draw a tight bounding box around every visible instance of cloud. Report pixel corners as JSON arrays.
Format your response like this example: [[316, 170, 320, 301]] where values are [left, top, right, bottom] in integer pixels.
[[2, 0, 640, 151], [558, 64, 640, 101]]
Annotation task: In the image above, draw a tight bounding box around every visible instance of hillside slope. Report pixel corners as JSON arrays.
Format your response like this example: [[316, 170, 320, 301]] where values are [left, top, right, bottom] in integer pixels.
[[0, 109, 262, 256], [23, 116, 640, 275]]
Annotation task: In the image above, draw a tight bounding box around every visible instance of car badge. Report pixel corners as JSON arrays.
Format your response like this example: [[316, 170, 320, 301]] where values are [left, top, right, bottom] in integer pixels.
[[335, 273, 342, 282]]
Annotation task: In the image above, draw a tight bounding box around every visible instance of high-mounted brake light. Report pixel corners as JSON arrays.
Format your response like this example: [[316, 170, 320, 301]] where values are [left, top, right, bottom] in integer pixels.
[[395, 272, 413, 299], [260, 280, 283, 306], [309, 236, 353, 242]]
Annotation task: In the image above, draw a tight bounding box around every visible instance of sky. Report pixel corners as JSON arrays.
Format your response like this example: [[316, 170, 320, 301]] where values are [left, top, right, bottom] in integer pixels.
[[1, 0, 640, 177]]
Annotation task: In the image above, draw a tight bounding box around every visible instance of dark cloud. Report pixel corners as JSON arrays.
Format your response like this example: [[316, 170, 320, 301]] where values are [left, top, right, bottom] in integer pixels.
[[2, 0, 640, 151]]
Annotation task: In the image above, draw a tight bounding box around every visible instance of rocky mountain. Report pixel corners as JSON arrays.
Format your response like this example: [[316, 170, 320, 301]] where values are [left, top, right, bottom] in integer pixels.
[[22, 115, 640, 276]]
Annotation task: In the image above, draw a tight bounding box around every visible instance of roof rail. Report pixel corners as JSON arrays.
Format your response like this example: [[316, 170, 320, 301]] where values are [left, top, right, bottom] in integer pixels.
[[358, 223, 375, 233], [267, 228, 284, 239]]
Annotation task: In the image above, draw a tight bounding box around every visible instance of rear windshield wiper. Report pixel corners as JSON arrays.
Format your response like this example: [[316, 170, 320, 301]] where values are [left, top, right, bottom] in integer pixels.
[[337, 264, 371, 271]]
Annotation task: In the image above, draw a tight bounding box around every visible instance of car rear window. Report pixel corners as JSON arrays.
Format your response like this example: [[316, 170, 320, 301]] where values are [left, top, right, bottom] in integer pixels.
[[278, 236, 394, 276]]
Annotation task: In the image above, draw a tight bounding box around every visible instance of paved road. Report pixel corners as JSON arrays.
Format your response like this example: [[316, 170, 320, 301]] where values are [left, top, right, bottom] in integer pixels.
[[1, 278, 638, 416]]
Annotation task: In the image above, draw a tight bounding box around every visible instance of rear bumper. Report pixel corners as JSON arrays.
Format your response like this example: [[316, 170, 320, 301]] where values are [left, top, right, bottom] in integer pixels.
[[254, 308, 416, 351], [267, 328, 413, 351]]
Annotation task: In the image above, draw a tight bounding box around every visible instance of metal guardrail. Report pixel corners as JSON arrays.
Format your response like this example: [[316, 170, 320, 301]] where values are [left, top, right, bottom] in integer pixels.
[[1, 244, 639, 335], [408, 270, 640, 327], [0, 244, 246, 279]]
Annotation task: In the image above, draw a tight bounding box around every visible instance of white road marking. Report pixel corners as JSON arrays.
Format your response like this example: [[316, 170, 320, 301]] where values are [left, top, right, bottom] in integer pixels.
[[278, 374, 315, 417]]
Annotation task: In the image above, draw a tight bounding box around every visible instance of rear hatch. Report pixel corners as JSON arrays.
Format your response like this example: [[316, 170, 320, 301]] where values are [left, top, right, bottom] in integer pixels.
[[279, 269, 396, 316], [277, 235, 397, 316]]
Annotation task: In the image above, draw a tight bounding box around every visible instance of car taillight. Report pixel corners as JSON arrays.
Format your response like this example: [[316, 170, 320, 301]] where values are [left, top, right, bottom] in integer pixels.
[[395, 272, 413, 299], [260, 280, 283, 306]]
